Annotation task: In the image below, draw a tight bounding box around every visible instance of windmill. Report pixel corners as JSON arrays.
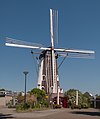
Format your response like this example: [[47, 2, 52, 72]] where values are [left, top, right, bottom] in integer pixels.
[[5, 9, 95, 104]]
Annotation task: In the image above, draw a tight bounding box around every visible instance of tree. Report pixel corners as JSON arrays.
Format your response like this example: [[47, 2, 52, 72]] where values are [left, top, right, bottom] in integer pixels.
[[82, 92, 92, 108], [0, 88, 5, 91], [64, 89, 90, 108], [95, 94, 100, 98], [30, 88, 48, 107], [30, 88, 46, 102], [67, 89, 82, 107]]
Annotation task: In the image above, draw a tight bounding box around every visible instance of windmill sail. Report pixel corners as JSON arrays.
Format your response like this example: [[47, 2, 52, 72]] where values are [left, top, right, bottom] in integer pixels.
[[50, 9, 58, 46], [58, 52, 95, 59], [50, 9, 58, 93], [5, 37, 50, 50], [5, 37, 95, 55]]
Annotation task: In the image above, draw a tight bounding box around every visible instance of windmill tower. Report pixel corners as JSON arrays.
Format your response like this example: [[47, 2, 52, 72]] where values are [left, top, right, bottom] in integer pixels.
[[37, 9, 59, 94], [37, 50, 59, 94], [5, 9, 95, 103]]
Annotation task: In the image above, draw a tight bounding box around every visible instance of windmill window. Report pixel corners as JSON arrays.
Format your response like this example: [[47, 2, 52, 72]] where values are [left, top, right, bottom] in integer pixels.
[[38, 84, 40, 86], [43, 75, 45, 80]]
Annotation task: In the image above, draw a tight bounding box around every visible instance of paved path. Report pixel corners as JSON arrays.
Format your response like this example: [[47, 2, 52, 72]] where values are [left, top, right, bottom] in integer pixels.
[[0, 107, 100, 119]]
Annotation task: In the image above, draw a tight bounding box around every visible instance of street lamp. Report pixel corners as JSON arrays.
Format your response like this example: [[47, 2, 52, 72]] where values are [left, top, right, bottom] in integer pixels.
[[23, 71, 29, 110]]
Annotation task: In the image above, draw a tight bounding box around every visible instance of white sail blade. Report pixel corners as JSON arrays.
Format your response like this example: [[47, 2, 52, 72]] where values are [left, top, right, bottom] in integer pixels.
[[50, 9, 58, 48], [50, 9, 58, 93], [54, 48, 95, 54], [50, 9, 55, 93], [58, 52, 95, 59], [50, 9, 54, 48], [5, 37, 51, 50], [6, 37, 43, 47]]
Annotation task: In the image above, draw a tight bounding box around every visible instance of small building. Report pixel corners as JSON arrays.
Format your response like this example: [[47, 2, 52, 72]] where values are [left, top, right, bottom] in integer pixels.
[[91, 97, 100, 109], [0, 90, 18, 107], [95, 97, 100, 109]]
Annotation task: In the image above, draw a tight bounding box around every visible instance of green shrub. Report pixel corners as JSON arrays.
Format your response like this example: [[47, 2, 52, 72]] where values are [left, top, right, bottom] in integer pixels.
[[53, 104, 61, 109], [16, 104, 24, 111], [34, 103, 41, 108], [81, 103, 89, 108], [16, 103, 30, 111]]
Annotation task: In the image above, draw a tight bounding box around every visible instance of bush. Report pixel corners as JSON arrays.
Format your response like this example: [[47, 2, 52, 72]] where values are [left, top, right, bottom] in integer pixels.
[[81, 103, 89, 108], [16, 104, 24, 111], [34, 103, 41, 108], [40, 100, 49, 108], [16, 103, 30, 111], [8, 105, 16, 108], [53, 104, 61, 109]]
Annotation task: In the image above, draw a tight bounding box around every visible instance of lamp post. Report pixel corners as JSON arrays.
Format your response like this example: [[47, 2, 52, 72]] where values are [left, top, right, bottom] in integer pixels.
[[23, 71, 29, 110]]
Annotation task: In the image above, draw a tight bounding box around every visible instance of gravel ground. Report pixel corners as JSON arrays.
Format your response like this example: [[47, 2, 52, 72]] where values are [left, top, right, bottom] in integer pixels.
[[0, 107, 100, 119]]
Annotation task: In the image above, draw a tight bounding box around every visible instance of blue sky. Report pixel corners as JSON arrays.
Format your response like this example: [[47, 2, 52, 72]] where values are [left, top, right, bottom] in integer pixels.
[[0, 0, 99, 95]]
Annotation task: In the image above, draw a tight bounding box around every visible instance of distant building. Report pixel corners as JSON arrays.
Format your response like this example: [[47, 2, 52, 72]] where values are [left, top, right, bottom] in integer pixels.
[[0, 90, 18, 107], [91, 97, 100, 109], [95, 97, 100, 109]]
